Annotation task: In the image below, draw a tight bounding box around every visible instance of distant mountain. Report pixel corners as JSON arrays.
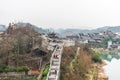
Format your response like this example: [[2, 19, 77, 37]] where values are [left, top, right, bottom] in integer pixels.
[[54, 26, 120, 37], [0, 25, 7, 31], [13, 22, 47, 33], [1, 22, 120, 37], [95, 26, 120, 33]]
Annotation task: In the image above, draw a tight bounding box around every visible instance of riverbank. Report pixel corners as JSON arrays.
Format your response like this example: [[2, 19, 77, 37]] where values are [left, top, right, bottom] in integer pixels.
[[92, 48, 120, 80], [89, 61, 108, 80], [97, 61, 108, 80]]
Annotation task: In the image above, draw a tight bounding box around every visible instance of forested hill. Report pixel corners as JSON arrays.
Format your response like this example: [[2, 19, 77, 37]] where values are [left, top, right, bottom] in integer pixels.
[[13, 22, 47, 33]]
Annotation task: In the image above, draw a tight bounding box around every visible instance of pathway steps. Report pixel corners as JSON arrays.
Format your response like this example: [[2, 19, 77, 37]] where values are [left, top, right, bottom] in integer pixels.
[[46, 44, 63, 80]]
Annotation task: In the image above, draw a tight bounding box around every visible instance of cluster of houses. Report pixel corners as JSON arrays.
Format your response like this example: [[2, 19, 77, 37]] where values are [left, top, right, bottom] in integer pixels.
[[66, 30, 120, 49], [108, 40, 120, 50]]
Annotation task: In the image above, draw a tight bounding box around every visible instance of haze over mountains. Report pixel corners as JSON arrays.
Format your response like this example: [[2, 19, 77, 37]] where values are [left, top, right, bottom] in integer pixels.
[[0, 25, 7, 31], [53, 26, 120, 37], [0, 22, 120, 36]]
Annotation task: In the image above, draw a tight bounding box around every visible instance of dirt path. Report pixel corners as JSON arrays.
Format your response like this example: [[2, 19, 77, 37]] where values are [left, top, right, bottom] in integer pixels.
[[70, 47, 80, 72]]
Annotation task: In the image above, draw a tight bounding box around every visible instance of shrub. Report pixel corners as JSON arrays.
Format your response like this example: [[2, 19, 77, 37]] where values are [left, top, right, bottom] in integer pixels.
[[43, 64, 49, 75], [0, 66, 29, 72], [0, 65, 9, 72], [42, 77, 47, 80], [16, 66, 29, 72], [92, 51, 102, 63]]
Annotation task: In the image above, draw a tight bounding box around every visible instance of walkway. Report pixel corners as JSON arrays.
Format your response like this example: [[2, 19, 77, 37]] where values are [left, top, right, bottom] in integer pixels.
[[70, 47, 80, 72], [46, 43, 63, 80]]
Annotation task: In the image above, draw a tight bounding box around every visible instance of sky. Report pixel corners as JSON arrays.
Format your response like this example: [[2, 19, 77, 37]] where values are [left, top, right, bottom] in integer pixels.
[[0, 0, 120, 29]]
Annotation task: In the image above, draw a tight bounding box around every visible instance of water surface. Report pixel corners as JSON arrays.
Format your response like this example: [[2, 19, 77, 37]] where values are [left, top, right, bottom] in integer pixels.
[[101, 53, 120, 80]]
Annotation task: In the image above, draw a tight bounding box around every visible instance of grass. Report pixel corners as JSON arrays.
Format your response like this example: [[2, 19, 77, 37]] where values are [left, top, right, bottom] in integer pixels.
[[70, 47, 79, 72], [4, 76, 37, 80], [43, 64, 50, 75], [41, 63, 50, 80], [0, 65, 29, 72], [42, 76, 47, 80]]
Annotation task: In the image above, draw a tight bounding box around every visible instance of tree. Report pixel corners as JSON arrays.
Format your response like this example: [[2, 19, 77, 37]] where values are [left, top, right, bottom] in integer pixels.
[[0, 36, 14, 66]]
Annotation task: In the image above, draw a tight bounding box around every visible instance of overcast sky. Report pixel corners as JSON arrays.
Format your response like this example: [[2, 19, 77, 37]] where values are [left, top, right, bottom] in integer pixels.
[[0, 0, 120, 29]]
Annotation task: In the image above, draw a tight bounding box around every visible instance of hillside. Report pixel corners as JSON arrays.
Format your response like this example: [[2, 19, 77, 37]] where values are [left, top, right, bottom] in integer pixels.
[[0, 25, 51, 80], [13, 22, 47, 33], [60, 44, 102, 80]]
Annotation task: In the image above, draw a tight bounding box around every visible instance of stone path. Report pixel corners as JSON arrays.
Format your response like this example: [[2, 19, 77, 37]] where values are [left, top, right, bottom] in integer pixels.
[[46, 44, 63, 80]]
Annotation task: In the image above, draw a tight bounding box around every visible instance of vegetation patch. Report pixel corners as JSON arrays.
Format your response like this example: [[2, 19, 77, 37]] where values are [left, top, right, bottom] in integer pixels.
[[41, 63, 50, 80], [92, 51, 102, 63], [0, 65, 29, 73], [60, 44, 102, 80]]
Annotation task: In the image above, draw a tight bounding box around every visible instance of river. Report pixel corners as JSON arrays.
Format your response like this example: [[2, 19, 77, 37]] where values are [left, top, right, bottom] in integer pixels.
[[101, 53, 120, 80]]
